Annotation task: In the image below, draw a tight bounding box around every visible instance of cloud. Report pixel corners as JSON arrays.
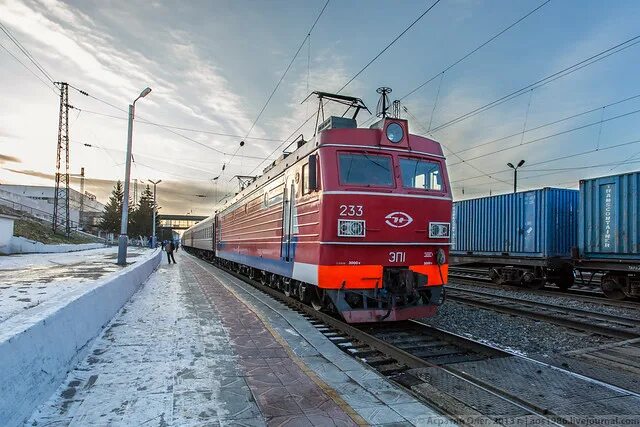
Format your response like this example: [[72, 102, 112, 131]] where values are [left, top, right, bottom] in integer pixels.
[[4, 168, 220, 215], [0, 154, 20, 164]]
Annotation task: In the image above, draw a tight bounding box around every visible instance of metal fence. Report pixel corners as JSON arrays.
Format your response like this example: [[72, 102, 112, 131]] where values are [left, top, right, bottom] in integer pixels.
[[0, 196, 80, 229]]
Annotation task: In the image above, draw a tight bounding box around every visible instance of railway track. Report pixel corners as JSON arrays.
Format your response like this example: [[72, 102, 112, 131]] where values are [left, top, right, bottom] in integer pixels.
[[446, 287, 640, 340], [197, 255, 640, 425], [449, 267, 640, 311]]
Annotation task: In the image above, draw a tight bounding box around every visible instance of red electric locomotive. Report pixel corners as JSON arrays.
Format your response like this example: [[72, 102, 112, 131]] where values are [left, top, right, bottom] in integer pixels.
[[183, 91, 452, 323]]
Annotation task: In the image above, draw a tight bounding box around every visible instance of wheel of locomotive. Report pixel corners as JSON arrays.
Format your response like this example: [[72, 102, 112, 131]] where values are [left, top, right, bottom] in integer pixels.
[[601, 274, 626, 300], [521, 271, 544, 290]]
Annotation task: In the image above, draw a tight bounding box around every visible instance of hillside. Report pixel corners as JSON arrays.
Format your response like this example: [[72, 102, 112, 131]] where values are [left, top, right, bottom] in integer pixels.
[[0, 204, 102, 244]]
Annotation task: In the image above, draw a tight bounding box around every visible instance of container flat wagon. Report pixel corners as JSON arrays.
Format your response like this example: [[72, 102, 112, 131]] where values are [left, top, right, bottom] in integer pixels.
[[575, 171, 640, 298], [451, 188, 579, 289]]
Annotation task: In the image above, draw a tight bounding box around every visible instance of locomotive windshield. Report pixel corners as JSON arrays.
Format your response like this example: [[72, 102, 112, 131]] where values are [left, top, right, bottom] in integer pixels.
[[400, 158, 443, 191], [339, 153, 393, 186]]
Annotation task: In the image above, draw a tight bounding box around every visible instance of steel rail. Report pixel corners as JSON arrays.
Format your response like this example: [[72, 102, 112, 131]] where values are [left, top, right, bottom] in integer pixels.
[[448, 270, 640, 310], [193, 255, 568, 426], [447, 287, 640, 340]]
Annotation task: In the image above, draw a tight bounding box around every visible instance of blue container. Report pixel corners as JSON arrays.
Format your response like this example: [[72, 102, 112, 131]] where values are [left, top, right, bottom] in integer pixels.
[[578, 171, 640, 260], [452, 188, 579, 258]]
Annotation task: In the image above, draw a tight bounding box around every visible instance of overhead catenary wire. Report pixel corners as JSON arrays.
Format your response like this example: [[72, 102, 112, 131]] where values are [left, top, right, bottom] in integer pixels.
[[447, 93, 640, 157], [403, 105, 512, 187], [427, 34, 640, 134], [249, 0, 443, 175], [74, 106, 284, 142], [450, 137, 640, 185], [67, 100, 272, 161], [224, 0, 331, 170], [337, 0, 442, 93], [0, 41, 58, 95], [0, 21, 55, 84], [447, 106, 640, 166], [399, 0, 552, 101]]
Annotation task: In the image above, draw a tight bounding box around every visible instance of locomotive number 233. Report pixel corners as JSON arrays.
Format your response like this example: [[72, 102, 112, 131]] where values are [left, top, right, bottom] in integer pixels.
[[339, 205, 363, 217]]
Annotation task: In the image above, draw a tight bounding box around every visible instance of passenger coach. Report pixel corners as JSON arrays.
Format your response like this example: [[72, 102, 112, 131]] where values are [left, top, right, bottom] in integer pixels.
[[183, 91, 452, 323]]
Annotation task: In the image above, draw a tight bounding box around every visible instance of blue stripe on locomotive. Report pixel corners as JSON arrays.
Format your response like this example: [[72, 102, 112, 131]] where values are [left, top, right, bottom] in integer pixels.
[[216, 236, 299, 278]]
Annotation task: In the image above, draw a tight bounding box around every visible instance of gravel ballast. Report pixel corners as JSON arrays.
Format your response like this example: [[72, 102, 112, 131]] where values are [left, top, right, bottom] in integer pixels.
[[420, 301, 614, 357]]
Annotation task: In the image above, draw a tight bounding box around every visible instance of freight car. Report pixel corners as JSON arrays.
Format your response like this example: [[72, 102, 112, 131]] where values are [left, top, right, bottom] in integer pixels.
[[574, 171, 640, 299], [451, 188, 579, 290], [183, 91, 452, 323]]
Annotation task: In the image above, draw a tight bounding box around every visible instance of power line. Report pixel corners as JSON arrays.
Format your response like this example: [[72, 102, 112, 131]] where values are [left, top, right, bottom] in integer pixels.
[[400, 0, 551, 100], [450, 137, 640, 185], [428, 34, 640, 133], [249, 0, 442, 175], [0, 41, 58, 94], [0, 21, 55, 84], [225, 0, 330, 168], [74, 106, 284, 141], [447, 106, 640, 166], [403, 105, 512, 187], [67, 101, 272, 160], [337, 0, 442, 93], [448, 93, 640, 157]]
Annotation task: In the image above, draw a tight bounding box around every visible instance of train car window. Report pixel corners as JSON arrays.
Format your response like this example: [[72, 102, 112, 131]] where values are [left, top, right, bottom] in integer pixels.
[[400, 158, 443, 191], [338, 153, 393, 186], [302, 163, 309, 194]]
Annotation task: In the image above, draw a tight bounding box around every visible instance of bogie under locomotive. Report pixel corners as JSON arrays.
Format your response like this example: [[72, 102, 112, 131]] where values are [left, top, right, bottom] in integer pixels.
[[183, 96, 452, 323]]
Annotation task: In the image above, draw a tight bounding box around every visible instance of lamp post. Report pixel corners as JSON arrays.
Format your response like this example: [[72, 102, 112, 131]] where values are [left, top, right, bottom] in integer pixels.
[[148, 179, 161, 248], [117, 87, 152, 265], [507, 159, 525, 194]]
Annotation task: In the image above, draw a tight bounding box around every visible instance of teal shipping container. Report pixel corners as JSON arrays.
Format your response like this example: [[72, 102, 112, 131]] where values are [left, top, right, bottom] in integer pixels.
[[452, 188, 579, 258], [578, 171, 640, 260]]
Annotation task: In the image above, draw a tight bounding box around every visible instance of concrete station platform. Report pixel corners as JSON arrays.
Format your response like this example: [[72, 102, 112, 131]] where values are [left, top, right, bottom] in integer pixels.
[[0, 247, 148, 325], [28, 251, 447, 426]]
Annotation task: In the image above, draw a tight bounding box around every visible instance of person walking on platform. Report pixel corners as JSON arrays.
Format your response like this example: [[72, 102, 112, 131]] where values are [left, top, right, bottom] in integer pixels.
[[166, 241, 176, 264]]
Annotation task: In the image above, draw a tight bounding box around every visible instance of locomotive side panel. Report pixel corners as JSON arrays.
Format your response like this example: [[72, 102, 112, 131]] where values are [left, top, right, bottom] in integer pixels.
[[216, 157, 322, 281]]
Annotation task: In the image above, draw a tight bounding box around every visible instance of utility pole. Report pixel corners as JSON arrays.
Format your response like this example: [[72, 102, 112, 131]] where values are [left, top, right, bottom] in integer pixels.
[[117, 87, 152, 266], [53, 82, 70, 236], [70, 167, 85, 229], [148, 180, 161, 248]]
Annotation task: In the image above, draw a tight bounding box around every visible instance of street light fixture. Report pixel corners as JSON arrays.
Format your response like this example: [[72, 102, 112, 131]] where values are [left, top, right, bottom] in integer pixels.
[[148, 179, 161, 248], [117, 87, 152, 265], [507, 159, 525, 194]]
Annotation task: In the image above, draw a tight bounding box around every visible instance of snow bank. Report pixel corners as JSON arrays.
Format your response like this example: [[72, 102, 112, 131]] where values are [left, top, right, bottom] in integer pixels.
[[0, 248, 162, 426], [9, 236, 104, 254]]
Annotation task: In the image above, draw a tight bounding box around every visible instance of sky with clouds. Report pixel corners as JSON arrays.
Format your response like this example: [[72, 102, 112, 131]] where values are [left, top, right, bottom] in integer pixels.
[[1, 0, 639, 215]]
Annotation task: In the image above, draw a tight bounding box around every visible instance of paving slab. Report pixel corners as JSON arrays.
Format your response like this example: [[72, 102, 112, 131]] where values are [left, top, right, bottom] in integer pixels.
[[186, 254, 449, 426]]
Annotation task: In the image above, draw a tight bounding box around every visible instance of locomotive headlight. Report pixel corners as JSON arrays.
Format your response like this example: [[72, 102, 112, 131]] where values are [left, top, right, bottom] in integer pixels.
[[386, 123, 404, 143], [429, 222, 450, 238], [338, 219, 366, 237]]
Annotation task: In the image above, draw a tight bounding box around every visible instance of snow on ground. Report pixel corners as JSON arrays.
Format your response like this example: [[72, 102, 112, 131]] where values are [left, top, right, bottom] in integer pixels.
[[0, 247, 149, 325], [27, 254, 256, 426]]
